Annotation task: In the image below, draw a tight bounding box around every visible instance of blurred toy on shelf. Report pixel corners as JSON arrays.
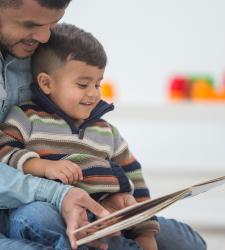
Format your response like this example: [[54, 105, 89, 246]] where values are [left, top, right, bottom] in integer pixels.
[[168, 74, 225, 102], [100, 80, 116, 102], [168, 76, 189, 100], [190, 79, 214, 100]]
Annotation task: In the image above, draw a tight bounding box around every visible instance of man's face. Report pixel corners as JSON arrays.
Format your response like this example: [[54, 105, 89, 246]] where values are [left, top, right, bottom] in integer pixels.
[[0, 0, 65, 58]]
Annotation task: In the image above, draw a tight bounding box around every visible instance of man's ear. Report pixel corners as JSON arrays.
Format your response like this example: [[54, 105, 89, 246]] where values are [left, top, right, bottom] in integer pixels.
[[37, 73, 53, 95]]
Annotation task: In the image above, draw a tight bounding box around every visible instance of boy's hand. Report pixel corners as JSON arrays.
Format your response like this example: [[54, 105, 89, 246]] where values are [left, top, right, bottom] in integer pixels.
[[100, 193, 137, 213], [101, 193, 158, 250], [100, 193, 137, 237], [44, 159, 83, 184], [23, 158, 83, 184], [135, 230, 158, 250]]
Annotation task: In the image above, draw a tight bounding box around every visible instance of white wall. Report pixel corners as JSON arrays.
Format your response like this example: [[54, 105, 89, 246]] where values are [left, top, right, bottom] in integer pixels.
[[61, 1, 225, 235], [105, 103, 225, 172], [62, 0, 225, 104]]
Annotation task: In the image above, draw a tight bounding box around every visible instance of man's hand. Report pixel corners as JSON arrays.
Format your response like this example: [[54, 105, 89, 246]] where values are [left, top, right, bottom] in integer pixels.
[[61, 187, 109, 250]]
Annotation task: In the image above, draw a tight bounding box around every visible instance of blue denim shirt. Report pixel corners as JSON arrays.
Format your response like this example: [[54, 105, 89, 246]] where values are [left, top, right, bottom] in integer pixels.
[[0, 55, 71, 238], [0, 55, 32, 121]]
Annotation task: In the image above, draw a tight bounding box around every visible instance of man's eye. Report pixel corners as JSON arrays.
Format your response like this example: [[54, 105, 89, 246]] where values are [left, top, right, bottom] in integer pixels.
[[23, 23, 35, 29], [23, 22, 41, 29]]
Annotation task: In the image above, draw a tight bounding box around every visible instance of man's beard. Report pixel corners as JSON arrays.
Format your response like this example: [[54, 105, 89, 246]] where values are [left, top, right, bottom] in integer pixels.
[[0, 37, 21, 59], [0, 40, 15, 59], [0, 19, 15, 58], [0, 32, 31, 59]]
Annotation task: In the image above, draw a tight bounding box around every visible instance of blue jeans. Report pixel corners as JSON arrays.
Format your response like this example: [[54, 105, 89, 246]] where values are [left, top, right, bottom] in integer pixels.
[[8, 202, 71, 250], [0, 238, 53, 250], [155, 217, 206, 250], [8, 201, 206, 250]]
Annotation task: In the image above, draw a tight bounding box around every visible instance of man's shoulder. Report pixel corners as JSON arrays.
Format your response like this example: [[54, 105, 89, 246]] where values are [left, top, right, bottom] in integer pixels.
[[6, 55, 30, 65]]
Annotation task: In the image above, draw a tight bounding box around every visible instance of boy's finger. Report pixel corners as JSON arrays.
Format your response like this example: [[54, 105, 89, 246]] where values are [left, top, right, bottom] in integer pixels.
[[65, 163, 80, 183], [57, 173, 69, 184], [70, 163, 83, 181], [72, 172, 79, 184], [125, 195, 137, 206], [75, 164, 83, 181], [62, 167, 74, 184]]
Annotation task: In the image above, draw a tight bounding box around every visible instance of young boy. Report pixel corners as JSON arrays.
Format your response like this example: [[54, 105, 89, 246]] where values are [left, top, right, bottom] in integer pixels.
[[0, 23, 159, 249]]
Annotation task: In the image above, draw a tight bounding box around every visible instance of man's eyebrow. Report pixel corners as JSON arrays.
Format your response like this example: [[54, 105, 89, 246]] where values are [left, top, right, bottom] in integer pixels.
[[21, 18, 61, 27]]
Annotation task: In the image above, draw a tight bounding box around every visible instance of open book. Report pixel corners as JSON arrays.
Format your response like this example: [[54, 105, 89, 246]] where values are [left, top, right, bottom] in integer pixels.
[[74, 175, 225, 246]]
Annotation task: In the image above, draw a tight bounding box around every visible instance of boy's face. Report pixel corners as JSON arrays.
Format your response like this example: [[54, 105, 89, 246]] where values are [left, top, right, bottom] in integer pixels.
[[47, 60, 104, 122], [0, 0, 65, 58]]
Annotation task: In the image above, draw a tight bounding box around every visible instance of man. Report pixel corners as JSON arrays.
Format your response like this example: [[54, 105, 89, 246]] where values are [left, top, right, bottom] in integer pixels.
[[0, 1, 109, 250], [0, 1, 207, 250]]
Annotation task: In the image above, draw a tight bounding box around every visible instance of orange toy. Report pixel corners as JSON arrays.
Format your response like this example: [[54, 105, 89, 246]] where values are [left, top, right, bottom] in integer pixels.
[[212, 88, 225, 100], [190, 79, 214, 100], [100, 81, 116, 102]]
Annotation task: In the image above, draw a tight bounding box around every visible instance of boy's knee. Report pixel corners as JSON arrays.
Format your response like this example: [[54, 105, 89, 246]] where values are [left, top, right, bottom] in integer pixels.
[[103, 236, 142, 250], [156, 217, 207, 250]]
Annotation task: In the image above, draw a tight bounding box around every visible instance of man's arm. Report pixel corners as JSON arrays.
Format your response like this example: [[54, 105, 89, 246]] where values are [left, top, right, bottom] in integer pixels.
[[0, 163, 110, 249], [0, 163, 70, 209]]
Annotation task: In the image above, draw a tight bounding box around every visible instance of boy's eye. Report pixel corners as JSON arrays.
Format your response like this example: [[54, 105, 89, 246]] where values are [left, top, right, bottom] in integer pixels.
[[77, 83, 88, 89], [95, 84, 101, 89]]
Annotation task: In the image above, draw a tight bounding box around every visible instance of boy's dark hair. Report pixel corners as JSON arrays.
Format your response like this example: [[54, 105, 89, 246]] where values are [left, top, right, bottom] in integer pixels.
[[31, 23, 107, 80], [0, 0, 71, 9]]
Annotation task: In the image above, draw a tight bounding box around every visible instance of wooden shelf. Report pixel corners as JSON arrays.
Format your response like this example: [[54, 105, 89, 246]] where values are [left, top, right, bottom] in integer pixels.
[[105, 102, 225, 121]]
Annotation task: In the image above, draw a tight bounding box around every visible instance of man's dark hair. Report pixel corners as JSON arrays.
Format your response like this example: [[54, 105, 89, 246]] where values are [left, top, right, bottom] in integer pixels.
[[31, 23, 107, 80], [0, 0, 71, 9]]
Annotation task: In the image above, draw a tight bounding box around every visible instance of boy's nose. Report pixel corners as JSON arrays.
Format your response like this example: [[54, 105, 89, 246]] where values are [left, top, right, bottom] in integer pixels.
[[86, 87, 98, 97]]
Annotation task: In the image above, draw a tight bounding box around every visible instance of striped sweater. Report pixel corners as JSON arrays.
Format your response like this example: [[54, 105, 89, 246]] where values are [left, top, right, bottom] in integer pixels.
[[0, 83, 150, 201]]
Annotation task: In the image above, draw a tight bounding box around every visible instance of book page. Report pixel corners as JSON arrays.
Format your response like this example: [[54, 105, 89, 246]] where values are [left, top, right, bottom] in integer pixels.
[[188, 176, 225, 197]]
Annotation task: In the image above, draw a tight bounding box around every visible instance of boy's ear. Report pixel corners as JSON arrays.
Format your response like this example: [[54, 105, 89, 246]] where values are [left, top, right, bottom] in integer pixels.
[[37, 73, 53, 95]]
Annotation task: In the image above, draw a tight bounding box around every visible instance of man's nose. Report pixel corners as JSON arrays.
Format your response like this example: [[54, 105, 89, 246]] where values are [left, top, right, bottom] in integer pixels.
[[32, 26, 51, 44]]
